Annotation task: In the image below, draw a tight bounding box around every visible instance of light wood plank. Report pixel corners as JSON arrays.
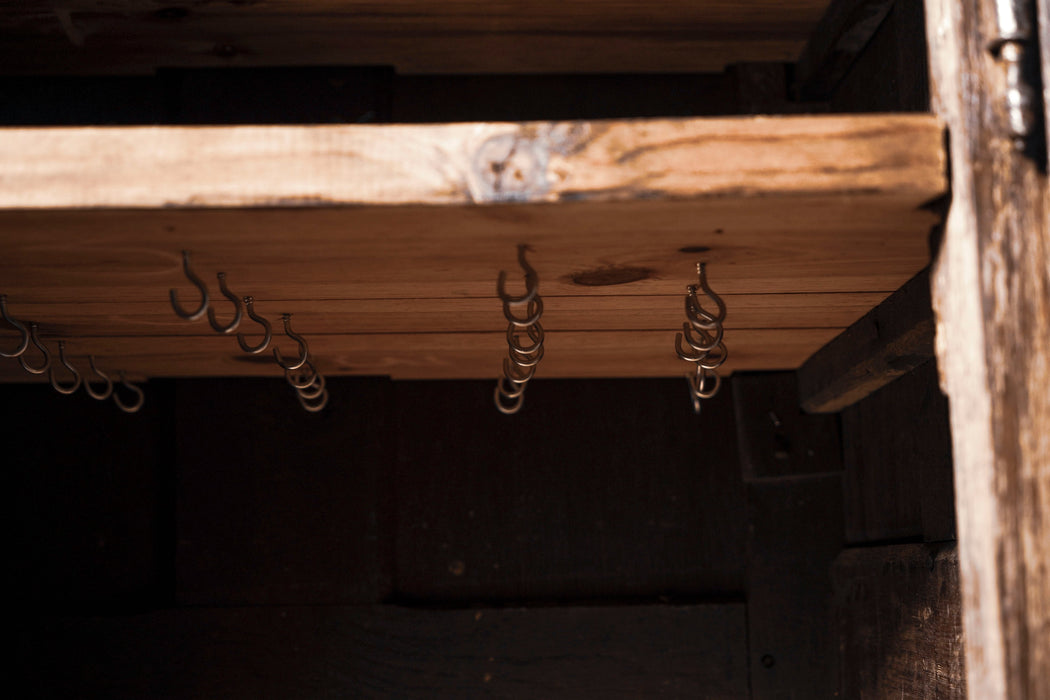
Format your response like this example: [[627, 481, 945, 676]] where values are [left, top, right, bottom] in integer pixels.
[[925, 0, 1050, 697], [0, 1, 827, 75], [0, 116, 945, 208], [0, 328, 842, 382]]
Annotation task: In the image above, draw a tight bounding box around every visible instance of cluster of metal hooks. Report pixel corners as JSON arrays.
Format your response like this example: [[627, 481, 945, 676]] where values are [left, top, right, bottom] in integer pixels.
[[284, 340, 329, 413], [674, 263, 728, 414], [171, 251, 328, 412], [1, 294, 144, 412], [494, 245, 544, 415]]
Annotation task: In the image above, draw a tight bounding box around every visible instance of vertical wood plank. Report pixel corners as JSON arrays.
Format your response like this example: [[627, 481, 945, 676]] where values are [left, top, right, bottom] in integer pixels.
[[924, 0, 1050, 696], [833, 543, 966, 698], [747, 475, 843, 698]]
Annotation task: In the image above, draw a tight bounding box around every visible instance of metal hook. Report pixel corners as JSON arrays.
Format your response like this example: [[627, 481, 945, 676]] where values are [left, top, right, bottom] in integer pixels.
[[207, 272, 243, 334], [503, 297, 544, 327], [0, 294, 29, 358], [18, 323, 51, 375], [688, 365, 722, 400], [502, 357, 535, 383], [493, 383, 525, 414], [48, 340, 82, 395], [169, 250, 210, 321], [506, 321, 544, 355], [496, 244, 539, 306], [273, 314, 309, 371], [297, 387, 329, 413], [297, 372, 327, 400], [285, 358, 318, 389], [509, 342, 544, 368], [112, 370, 145, 413], [689, 263, 726, 325], [83, 355, 114, 400], [236, 296, 272, 354]]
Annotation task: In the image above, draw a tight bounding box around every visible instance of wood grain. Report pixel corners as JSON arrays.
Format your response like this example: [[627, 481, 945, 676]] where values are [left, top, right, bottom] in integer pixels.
[[0, 116, 945, 208], [0, 196, 936, 302], [833, 543, 965, 699], [0, 328, 842, 382], [840, 360, 955, 544], [2, 293, 888, 337], [0, 116, 944, 379], [0, 1, 826, 75], [798, 268, 935, 413], [13, 604, 749, 699], [925, 0, 1050, 697]]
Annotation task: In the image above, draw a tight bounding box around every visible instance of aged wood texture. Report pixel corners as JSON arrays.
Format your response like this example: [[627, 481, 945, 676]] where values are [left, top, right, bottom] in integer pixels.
[[0, 115, 944, 380], [833, 543, 965, 698], [840, 360, 955, 544], [0, 1, 826, 75], [924, 0, 1050, 697], [794, 0, 896, 100], [797, 268, 936, 413], [13, 604, 749, 698], [746, 475, 844, 698], [732, 371, 843, 480], [0, 116, 944, 208]]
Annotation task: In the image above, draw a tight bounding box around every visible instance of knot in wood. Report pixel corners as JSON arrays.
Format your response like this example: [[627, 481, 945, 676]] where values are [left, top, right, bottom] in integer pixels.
[[473, 134, 548, 202]]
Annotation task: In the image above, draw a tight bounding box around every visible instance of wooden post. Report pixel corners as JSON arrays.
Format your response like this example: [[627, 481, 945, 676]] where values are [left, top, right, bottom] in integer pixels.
[[924, 0, 1050, 697]]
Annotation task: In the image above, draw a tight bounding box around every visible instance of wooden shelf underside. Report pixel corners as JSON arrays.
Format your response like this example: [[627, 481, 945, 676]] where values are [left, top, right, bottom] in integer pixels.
[[0, 114, 945, 381]]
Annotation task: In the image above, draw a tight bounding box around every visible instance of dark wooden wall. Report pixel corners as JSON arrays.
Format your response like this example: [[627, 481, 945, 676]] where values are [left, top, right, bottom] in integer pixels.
[[1, 2, 963, 696]]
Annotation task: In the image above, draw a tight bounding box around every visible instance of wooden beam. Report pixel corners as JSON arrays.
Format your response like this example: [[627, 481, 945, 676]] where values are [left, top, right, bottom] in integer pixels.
[[0, 115, 943, 379], [797, 268, 936, 413], [924, 0, 1050, 697], [794, 0, 897, 100], [13, 604, 749, 699], [0, 1, 827, 75], [0, 116, 944, 209], [833, 543, 965, 698]]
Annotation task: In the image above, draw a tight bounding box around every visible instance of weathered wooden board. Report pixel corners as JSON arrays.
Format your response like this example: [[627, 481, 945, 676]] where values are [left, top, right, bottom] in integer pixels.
[[798, 268, 935, 413], [925, 0, 1050, 697], [0, 117, 944, 208], [0, 115, 944, 379], [833, 543, 965, 699], [0, 328, 842, 382], [0, 293, 889, 337], [0, 196, 935, 303], [0, 1, 827, 75], [13, 604, 749, 699], [840, 360, 955, 544]]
